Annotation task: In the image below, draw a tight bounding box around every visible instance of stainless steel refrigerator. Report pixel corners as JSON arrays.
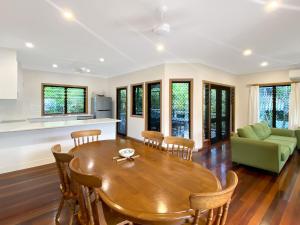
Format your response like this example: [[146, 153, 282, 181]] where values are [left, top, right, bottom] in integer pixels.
[[92, 95, 112, 118]]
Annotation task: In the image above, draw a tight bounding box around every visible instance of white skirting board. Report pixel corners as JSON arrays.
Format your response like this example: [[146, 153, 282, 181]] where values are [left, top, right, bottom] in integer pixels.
[[0, 122, 116, 174]]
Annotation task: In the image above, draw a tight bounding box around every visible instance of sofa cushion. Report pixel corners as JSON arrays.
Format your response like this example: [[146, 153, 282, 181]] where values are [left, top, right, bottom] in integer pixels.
[[237, 126, 259, 140], [251, 123, 270, 140], [264, 135, 297, 155], [280, 145, 290, 161], [261, 121, 272, 136], [265, 135, 297, 154]]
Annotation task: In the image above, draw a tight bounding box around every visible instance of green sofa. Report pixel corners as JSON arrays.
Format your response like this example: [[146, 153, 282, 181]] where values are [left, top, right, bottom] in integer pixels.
[[231, 122, 297, 173]]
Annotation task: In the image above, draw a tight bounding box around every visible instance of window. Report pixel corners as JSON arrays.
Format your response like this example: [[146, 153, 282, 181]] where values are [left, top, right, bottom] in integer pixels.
[[42, 84, 87, 115], [117, 87, 127, 135], [170, 80, 193, 138], [131, 84, 143, 116], [259, 85, 291, 128], [146, 81, 161, 131]]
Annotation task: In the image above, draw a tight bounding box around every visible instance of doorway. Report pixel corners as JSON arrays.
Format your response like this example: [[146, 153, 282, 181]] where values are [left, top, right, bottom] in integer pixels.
[[204, 82, 235, 144], [145, 81, 162, 132], [116, 87, 127, 136]]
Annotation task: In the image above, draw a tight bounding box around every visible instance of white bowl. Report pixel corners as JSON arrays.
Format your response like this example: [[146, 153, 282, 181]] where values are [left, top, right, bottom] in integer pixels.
[[119, 148, 135, 158]]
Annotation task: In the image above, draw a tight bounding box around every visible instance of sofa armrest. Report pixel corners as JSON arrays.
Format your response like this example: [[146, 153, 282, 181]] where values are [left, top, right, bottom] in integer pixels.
[[231, 136, 281, 173], [271, 128, 295, 137], [295, 129, 300, 149]]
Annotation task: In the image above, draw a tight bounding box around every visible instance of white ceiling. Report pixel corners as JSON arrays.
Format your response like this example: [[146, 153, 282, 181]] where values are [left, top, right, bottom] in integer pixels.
[[0, 0, 300, 77]]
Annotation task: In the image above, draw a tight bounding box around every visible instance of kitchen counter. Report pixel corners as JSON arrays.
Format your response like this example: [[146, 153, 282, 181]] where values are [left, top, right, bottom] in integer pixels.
[[0, 118, 119, 133], [0, 118, 119, 174]]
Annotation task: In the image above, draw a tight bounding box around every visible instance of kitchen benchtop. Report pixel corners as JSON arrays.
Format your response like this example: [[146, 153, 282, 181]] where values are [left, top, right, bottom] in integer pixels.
[[0, 118, 120, 134]]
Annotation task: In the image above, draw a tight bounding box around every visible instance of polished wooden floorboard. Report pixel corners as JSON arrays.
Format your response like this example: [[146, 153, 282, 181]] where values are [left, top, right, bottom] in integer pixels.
[[0, 138, 299, 225]]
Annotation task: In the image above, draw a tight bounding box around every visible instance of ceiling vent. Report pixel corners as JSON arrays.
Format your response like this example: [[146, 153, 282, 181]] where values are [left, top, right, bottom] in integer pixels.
[[289, 70, 300, 82]]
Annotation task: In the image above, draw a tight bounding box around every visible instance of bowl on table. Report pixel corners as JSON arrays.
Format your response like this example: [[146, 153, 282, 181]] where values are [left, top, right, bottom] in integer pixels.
[[119, 148, 135, 158]]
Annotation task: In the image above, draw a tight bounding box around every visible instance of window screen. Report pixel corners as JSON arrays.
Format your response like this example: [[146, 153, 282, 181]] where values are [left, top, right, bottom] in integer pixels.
[[132, 84, 143, 116], [259, 85, 290, 128], [42, 84, 87, 115]]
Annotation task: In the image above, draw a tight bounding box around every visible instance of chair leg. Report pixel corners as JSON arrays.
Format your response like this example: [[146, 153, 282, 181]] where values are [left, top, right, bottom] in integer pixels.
[[69, 201, 76, 225], [56, 197, 65, 222]]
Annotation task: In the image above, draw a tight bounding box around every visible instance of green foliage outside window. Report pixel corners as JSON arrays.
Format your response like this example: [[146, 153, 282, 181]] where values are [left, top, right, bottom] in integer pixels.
[[171, 82, 191, 138], [132, 85, 143, 116], [43, 85, 86, 115], [259, 85, 290, 128]]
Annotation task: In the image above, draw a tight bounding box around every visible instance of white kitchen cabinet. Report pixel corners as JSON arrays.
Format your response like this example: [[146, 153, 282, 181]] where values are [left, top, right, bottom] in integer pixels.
[[0, 49, 18, 99]]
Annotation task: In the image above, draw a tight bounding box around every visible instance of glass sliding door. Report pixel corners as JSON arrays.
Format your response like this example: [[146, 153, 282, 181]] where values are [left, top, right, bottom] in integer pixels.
[[116, 87, 127, 136], [170, 80, 192, 138], [204, 83, 234, 144], [146, 81, 161, 131]]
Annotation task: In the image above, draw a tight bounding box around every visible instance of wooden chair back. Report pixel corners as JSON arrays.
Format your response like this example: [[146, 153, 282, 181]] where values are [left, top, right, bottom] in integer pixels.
[[164, 136, 195, 160], [189, 171, 238, 225], [51, 144, 74, 194], [71, 129, 101, 147], [69, 157, 102, 225], [141, 131, 164, 149]]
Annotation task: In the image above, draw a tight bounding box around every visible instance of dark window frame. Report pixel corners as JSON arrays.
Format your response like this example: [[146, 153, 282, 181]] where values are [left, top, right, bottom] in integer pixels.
[[259, 84, 291, 128], [145, 80, 162, 132], [116, 86, 128, 136], [41, 83, 88, 115], [131, 83, 144, 117]]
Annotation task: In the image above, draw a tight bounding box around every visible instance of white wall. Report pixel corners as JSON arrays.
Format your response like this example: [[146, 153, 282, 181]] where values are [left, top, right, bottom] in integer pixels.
[[0, 69, 108, 121], [108, 63, 238, 149], [235, 70, 291, 128], [108, 65, 165, 140]]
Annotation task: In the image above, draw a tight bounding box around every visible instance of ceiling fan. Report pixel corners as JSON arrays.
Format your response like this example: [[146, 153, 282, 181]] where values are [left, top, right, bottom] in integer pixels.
[[152, 5, 171, 35]]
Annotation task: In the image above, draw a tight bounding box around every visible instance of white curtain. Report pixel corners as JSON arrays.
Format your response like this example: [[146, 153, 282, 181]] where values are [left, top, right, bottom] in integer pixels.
[[288, 83, 300, 129], [248, 86, 260, 124]]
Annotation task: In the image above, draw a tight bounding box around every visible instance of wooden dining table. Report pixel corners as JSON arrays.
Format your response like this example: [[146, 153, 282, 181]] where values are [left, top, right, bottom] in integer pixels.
[[69, 139, 221, 225]]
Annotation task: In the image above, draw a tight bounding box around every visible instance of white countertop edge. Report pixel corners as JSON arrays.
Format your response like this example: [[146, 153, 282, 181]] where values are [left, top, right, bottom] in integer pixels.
[[0, 118, 120, 134]]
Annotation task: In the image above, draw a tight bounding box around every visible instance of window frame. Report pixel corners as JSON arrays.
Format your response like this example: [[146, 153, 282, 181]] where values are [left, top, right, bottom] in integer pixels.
[[145, 80, 162, 131], [259, 84, 291, 128], [116, 86, 128, 136], [41, 83, 88, 116], [169, 79, 193, 139], [130, 83, 144, 118]]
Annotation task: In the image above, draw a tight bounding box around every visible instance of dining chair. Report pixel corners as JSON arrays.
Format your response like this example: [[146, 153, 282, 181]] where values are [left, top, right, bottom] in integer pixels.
[[187, 170, 238, 225], [164, 136, 195, 161], [71, 129, 101, 147], [69, 157, 132, 225], [51, 144, 77, 225], [141, 130, 164, 149]]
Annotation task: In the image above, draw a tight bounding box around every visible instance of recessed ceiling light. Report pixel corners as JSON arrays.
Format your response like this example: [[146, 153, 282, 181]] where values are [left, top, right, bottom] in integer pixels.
[[25, 42, 34, 48], [99, 58, 105, 62], [86, 69, 91, 73], [52, 64, 58, 68], [260, 61, 269, 67], [243, 49, 253, 56], [63, 10, 75, 21], [265, 1, 280, 12], [156, 44, 165, 52]]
